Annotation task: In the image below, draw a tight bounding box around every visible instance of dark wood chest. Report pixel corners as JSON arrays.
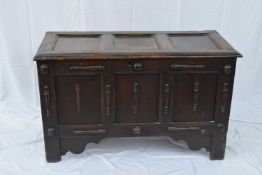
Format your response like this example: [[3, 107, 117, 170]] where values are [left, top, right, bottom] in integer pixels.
[[34, 31, 242, 162]]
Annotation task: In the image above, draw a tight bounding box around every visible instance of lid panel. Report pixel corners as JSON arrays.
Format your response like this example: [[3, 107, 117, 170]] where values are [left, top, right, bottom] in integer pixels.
[[53, 35, 101, 52], [114, 34, 159, 51], [169, 35, 219, 51], [34, 31, 242, 60]]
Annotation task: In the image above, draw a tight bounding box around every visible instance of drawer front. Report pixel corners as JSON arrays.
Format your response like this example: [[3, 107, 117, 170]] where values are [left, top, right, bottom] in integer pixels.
[[51, 61, 107, 75], [108, 59, 221, 74]]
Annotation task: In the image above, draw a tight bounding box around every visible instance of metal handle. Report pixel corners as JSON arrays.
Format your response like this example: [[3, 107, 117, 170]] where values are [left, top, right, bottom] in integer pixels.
[[73, 129, 106, 135], [168, 126, 200, 132], [170, 64, 205, 70], [69, 65, 105, 71]]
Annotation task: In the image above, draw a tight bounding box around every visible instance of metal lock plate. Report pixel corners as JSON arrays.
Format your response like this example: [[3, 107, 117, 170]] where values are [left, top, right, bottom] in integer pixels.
[[128, 62, 144, 71], [133, 126, 141, 135]]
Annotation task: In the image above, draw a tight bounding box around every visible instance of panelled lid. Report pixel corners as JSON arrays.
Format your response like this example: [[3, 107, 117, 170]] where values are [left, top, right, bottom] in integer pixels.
[[34, 30, 242, 60]]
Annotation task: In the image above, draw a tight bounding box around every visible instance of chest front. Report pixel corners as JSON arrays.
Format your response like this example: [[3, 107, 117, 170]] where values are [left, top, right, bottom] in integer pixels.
[[35, 31, 241, 162]]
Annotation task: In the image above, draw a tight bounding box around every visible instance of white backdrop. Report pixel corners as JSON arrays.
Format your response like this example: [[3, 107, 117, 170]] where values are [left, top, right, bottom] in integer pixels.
[[1, 0, 262, 123], [1, 0, 262, 175]]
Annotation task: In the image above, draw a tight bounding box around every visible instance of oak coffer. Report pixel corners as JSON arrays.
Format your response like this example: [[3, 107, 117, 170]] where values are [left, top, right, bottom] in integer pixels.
[[34, 31, 242, 162]]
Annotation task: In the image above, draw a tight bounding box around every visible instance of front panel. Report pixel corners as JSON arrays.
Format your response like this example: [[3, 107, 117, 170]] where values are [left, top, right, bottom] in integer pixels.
[[114, 73, 160, 124], [171, 73, 218, 122], [55, 75, 103, 125]]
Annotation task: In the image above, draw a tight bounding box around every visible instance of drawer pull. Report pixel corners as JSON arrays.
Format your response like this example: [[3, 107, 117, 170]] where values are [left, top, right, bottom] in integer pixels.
[[69, 65, 105, 71], [170, 64, 205, 69], [73, 129, 106, 135], [168, 126, 199, 132], [163, 83, 170, 115]]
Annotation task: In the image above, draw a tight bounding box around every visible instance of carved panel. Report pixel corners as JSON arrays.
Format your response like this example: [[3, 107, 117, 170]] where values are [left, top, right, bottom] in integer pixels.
[[60, 138, 104, 155], [56, 75, 103, 124], [171, 74, 217, 122], [115, 73, 159, 123], [169, 134, 211, 151]]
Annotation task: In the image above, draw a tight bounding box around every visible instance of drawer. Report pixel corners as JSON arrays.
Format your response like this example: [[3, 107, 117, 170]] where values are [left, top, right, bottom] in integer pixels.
[[109, 59, 223, 73], [37, 59, 229, 75], [38, 61, 108, 75], [166, 59, 221, 73]]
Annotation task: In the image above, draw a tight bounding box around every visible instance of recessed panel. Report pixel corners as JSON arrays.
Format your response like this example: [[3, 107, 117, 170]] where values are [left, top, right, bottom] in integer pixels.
[[53, 35, 101, 52], [169, 35, 219, 51], [115, 73, 159, 123], [171, 73, 218, 122], [114, 34, 159, 51], [56, 75, 102, 125]]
